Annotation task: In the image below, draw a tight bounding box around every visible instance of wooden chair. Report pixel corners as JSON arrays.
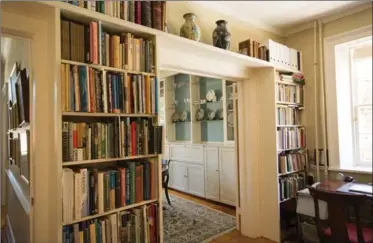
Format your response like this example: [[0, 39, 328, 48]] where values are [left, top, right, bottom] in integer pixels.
[[308, 186, 373, 243]]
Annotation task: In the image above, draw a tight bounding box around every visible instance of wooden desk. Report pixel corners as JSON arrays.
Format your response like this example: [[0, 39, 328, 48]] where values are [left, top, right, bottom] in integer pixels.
[[317, 180, 372, 197]]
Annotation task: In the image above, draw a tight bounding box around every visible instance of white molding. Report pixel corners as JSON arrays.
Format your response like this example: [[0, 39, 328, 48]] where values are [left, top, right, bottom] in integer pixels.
[[324, 25, 372, 173], [284, 2, 372, 36]]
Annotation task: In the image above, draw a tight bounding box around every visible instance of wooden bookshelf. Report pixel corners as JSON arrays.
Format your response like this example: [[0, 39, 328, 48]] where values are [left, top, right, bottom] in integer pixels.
[[63, 199, 158, 226], [61, 59, 156, 76], [62, 112, 157, 118], [62, 154, 158, 166], [57, 4, 163, 243]]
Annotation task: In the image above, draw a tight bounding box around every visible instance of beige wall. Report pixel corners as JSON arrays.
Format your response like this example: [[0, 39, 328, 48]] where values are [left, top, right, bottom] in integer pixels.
[[166, 2, 284, 52], [285, 7, 373, 182]]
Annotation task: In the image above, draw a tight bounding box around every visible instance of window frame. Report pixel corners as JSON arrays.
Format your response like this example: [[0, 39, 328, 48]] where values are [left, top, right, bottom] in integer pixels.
[[324, 25, 372, 173]]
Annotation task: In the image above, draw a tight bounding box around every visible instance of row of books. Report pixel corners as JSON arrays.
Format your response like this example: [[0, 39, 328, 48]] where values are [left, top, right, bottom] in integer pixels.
[[279, 174, 306, 201], [65, 1, 167, 32], [61, 64, 157, 114], [276, 72, 305, 85], [268, 39, 302, 71], [61, 19, 155, 73], [275, 83, 303, 104], [62, 161, 155, 222], [278, 152, 307, 174], [62, 119, 162, 162], [276, 107, 301, 126], [62, 204, 158, 243], [238, 39, 269, 61], [276, 127, 306, 150]]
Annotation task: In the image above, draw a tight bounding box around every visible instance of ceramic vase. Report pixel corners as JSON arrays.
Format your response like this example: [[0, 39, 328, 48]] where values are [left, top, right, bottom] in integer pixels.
[[180, 13, 201, 41], [213, 20, 231, 50]]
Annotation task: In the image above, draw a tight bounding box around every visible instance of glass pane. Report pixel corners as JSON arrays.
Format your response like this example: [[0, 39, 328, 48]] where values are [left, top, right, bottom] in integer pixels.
[[358, 133, 372, 162], [357, 80, 372, 105], [354, 58, 372, 105], [358, 106, 372, 133]]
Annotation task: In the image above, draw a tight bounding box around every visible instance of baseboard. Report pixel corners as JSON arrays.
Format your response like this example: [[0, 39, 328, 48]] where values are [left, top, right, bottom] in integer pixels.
[[6, 215, 15, 243]]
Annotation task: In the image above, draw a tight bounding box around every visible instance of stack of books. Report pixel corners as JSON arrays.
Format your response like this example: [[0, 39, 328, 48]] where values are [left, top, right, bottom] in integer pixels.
[[62, 118, 162, 162], [276, 107, 301, 125], [279, 174, 305, 201], [62, 161, 155, 222], [60, 64, 157, 114], [238, 39, 268, 61], [61, 19, 155, 73], [278, 152, 307, 174], [276, 127, 306, 150], [275, 83, 303, 104], [62, 204, 159, 243], [64, 1, 167, 31]]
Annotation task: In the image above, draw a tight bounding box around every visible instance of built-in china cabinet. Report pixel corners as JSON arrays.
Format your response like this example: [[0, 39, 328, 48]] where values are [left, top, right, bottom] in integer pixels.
[[159, 71, 237, 206]]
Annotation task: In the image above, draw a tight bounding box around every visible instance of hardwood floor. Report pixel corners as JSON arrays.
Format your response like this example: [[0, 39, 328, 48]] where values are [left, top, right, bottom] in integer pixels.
[[166, 189, 275, 243]]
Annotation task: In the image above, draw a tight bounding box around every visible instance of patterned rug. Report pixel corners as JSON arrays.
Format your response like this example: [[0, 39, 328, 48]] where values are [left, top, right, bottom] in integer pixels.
[[163, 194, 236, 243]]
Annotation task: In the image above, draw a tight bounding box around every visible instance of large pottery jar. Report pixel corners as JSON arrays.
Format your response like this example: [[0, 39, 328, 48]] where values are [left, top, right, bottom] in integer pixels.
[[213, 20, 231, 50], [180, 13, 201, 41]]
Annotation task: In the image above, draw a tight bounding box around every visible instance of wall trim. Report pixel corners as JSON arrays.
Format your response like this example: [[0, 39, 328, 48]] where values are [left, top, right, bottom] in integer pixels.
[[284, 2, 372, 36], [323, 25, 372, 173]]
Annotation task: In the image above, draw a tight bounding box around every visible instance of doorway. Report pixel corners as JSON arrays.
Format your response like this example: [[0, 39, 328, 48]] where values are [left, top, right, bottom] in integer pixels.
[[159, 70, 240, 243]]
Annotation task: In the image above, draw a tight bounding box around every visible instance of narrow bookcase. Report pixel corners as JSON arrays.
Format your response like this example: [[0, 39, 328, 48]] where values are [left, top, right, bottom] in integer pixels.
[[58, 6, 163, 243], [274, 70, 308, 240]]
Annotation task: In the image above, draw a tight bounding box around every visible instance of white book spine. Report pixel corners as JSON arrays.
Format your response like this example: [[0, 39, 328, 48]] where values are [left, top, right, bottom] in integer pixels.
[[74, 173, 82, 219], [110, 214, 118, 243], [80, 168, 89, 217]]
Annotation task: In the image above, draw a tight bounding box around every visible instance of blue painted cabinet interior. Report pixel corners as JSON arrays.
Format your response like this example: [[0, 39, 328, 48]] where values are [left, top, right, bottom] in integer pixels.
[[174, 74, 191, 141], [199, 77, 224, 142]]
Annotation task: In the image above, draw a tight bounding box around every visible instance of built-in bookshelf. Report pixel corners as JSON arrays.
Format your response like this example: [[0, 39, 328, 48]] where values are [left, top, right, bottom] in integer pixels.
[[275, 71, 307, 201], [60, 11, 162, 243], [63, 1, 167, 32], [274, 70, 308, 243]]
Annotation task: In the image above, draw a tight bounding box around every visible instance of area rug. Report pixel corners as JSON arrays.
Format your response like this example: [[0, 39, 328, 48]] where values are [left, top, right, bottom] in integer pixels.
[[163, 194, 236, 243]]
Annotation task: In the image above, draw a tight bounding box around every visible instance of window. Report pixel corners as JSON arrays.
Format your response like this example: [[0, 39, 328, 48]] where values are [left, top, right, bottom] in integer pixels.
[[324, 27, 372, 173]]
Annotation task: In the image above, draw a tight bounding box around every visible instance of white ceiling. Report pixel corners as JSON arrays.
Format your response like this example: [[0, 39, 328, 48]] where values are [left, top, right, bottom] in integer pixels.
[[195, 1, 368, 35]]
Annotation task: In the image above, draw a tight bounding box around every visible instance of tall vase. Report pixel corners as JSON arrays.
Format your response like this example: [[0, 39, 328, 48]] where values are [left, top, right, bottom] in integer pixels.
[[213, 20, 231, 50], [180, 13, 201, 41]]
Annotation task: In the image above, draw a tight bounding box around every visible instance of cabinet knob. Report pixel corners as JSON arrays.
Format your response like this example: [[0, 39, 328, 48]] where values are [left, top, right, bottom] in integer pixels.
[[216, 169, 219, 172]]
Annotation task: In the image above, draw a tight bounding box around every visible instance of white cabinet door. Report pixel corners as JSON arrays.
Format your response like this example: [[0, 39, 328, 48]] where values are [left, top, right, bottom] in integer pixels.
[[169, 161, 187, 192], [186, 164, 205, 197], [204, 146, 220, 201], [163, 144, 170, 160], [170, 145, 204, 164], [219, 147, 237, 206]]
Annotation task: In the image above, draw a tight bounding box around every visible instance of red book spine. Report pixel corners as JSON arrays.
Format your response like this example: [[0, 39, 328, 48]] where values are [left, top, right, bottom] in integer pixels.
[[90, 22, 93, 63], [120, 168, 126, 206], [131, 121, 136, 155], [73, 125, 78, 149], [92, 22, 98, 64], [135, 2, 141, 25]]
